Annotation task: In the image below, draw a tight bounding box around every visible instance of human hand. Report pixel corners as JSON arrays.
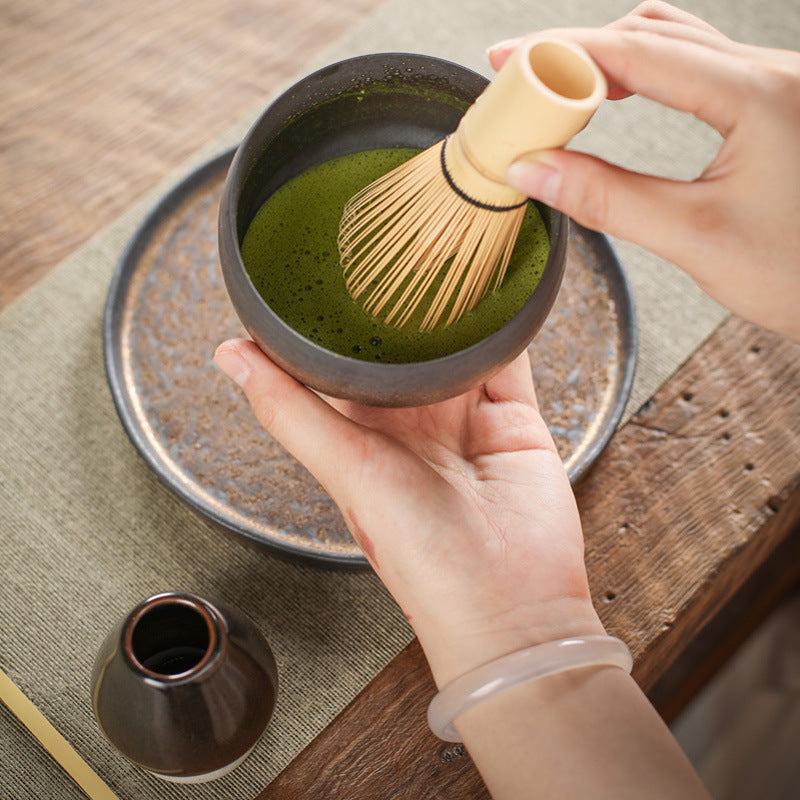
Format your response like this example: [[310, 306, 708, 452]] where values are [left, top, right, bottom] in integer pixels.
[[214, 339, 604, 687], [490, 1, 800, 343]]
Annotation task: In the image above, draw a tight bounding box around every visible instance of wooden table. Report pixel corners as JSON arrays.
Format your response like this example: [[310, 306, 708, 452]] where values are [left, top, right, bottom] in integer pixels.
[[5, 1, 799, 797]]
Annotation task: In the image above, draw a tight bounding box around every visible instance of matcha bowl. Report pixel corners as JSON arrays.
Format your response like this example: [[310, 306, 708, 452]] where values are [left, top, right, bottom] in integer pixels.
[[218, 53, 568, 406]]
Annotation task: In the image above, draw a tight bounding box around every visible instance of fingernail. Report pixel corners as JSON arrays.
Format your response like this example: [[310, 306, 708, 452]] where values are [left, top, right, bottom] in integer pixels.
[[486, 37, 522, 59], [506, 155, 562, 207], [214, 344, 251, 388]]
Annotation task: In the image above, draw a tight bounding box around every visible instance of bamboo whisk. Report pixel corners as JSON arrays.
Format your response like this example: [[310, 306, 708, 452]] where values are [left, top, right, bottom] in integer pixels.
[[338, 36, 606, 330]]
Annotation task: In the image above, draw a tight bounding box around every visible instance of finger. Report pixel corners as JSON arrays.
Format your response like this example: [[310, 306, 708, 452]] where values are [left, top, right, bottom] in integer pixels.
[[213, 339, 375, 499], [487, 35, 628, 100], [486, 0, 727, 67], [563, 28, 749, 134], [214, 340, 461, 572], [482, 350, 537, 408], [494, 26, 748, 134], [487, 1, 728, 90], [609, 17, 734, 52], [615, 1, 725, 36], [486, 36, 523, 71], [607, 12, 752, 67], [505, 149, 706, 269], [473, 353, 569, 463]]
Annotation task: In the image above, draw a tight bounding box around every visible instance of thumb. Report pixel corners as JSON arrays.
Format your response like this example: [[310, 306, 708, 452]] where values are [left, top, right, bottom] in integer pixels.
[[213, 338, 366, 499], [506, 150, 704, 267]]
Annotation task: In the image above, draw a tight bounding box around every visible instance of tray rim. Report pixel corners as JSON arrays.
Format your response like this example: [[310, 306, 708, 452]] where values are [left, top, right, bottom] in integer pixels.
[[103, 147, 637, 569], [564, 220, 637, 485]]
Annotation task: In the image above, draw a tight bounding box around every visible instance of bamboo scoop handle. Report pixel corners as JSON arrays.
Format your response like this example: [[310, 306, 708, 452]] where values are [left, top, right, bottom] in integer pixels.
[[456, 35, 607, 184], [0, 666, 124, 800]]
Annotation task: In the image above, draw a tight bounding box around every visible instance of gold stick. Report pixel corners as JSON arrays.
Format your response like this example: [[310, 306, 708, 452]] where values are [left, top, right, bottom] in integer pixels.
[[0, 666, 124, 800]]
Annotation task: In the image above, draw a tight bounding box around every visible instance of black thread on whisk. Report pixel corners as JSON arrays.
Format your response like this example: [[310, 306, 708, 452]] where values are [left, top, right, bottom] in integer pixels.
[[439, 138, 529, 213]]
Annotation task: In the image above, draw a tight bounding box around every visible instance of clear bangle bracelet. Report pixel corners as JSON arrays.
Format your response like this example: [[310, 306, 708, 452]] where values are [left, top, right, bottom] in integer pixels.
[[427, 635, 633, 741]]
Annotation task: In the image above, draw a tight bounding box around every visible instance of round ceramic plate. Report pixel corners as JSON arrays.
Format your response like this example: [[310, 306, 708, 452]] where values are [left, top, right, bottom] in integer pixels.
[[104, 149, 636, 569]]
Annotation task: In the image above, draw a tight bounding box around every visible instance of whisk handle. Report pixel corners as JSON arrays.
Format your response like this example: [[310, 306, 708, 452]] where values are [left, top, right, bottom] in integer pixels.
[[457, 35, 607, 184]]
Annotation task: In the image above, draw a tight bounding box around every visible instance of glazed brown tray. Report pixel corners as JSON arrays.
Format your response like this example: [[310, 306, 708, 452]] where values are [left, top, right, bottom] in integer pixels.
[[103, 149, 636, 568]]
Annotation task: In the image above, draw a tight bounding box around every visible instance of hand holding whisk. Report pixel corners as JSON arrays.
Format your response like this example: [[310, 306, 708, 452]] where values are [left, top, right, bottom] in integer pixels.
[[338, 35, 607, 330]]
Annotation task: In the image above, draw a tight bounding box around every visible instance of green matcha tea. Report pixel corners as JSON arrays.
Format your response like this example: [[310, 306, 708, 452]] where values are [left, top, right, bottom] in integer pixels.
[[241, 148, 550, 363]]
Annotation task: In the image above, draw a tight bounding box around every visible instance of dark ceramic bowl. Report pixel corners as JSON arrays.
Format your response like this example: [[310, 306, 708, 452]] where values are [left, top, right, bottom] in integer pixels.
[[92, 592, 278, 783], [218, 53, 568, 407]]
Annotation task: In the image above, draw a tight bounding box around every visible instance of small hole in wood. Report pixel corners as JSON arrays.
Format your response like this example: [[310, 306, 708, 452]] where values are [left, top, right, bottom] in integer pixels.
[[439, 744, 467, 762], [745, 462, 755, 472], [682, 391, 694, 402], [767, 495, 782, 513], [605, 591, 617, 602], [719, 409, 730, 419], [751, 345, 761, 354], [722, 431, 732, 441]]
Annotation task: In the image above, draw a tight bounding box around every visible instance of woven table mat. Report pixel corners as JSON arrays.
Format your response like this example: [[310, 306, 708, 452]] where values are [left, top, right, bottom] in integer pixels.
[[2, 0, 795, 797]]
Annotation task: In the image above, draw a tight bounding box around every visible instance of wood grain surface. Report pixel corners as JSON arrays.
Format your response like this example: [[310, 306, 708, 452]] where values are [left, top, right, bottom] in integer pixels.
[[580, 318, 800, 690], [5, 2, 800, 798], [261, 639, 491, 799], [0, 0, 379, 310]]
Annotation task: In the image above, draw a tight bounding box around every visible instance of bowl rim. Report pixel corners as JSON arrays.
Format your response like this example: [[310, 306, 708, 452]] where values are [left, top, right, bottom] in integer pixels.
[[218, 51, 568, 406]]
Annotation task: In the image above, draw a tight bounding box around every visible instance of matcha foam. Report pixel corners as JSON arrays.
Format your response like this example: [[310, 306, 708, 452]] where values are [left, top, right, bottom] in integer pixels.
[[241, 147, 549, 363]]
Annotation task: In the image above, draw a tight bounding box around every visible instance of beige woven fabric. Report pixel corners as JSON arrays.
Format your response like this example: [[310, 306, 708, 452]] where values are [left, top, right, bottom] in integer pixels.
[[1, 0, 795, 797]]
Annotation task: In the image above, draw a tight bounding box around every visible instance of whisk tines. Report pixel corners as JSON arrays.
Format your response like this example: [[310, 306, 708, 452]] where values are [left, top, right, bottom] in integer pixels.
[[338, 35, 607, 332], [338, 139, 528, 331]]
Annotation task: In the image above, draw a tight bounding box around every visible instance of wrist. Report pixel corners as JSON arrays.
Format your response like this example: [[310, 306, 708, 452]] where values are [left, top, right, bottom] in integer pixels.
[[428, 635, 633, 741], [414, 595, 607, 688]]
